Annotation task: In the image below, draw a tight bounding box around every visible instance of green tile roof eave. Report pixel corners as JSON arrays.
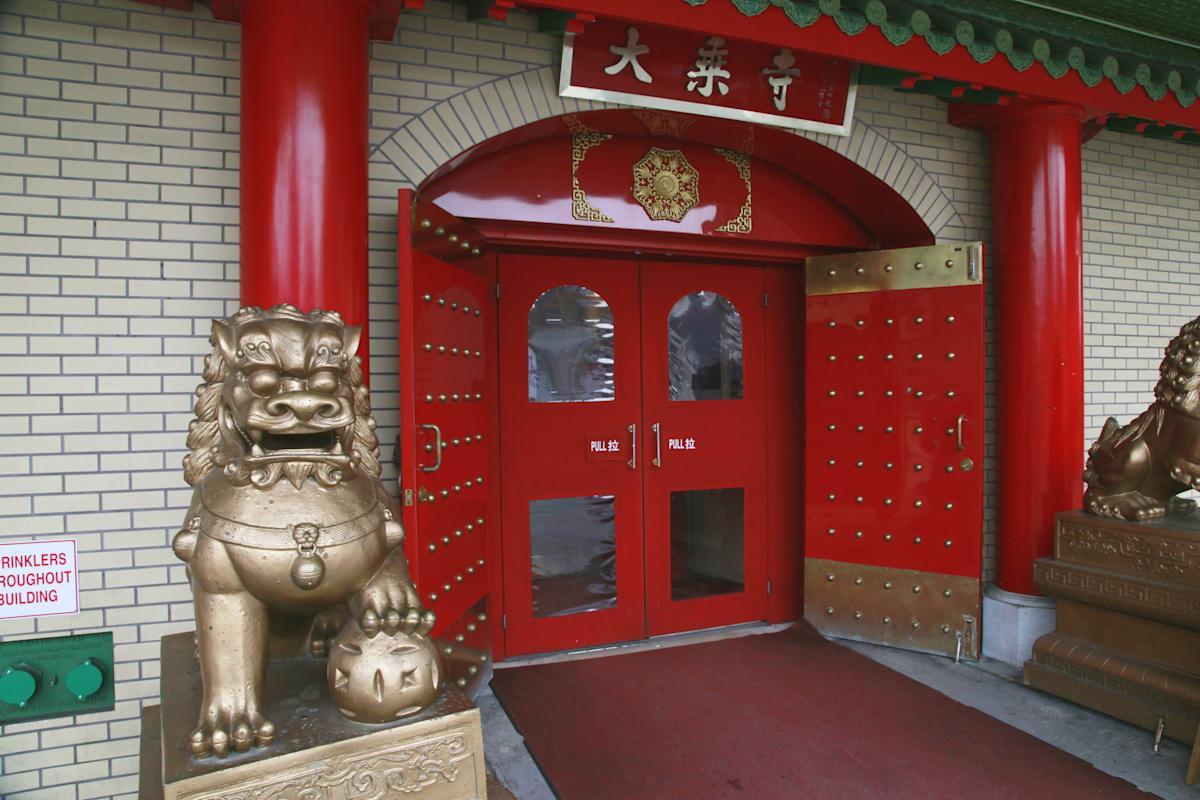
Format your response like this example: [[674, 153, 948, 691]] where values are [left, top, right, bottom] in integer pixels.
[[690, 0, 1200, 111]]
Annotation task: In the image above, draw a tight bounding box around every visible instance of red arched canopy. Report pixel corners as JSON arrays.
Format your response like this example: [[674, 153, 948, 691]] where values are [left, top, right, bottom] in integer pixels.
[[420, 109, 933, 260]]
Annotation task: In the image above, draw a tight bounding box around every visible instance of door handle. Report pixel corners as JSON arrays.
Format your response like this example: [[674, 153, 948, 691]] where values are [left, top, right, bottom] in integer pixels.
[[627, 423, 637, 470], [956, 415, 967, 452], [651, 422, 662, 467], [419, 423, 443, 473]]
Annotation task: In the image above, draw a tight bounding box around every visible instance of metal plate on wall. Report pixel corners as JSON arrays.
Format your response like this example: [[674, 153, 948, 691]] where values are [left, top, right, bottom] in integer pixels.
[[804, 559, 980, 659], [806, 242, 983, 296], [0, 631, 114, 722]]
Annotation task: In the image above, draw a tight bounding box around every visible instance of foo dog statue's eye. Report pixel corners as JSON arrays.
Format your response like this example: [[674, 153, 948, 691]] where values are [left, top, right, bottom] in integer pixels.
[[309, 371, 338, 393], [248, 369, 281, 395]]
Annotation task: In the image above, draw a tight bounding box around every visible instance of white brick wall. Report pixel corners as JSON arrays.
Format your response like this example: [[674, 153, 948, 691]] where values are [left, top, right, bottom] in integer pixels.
[[0, 2, 1196, 798], [0, 0, 241, 790], [1082, 132, 1200, 444]]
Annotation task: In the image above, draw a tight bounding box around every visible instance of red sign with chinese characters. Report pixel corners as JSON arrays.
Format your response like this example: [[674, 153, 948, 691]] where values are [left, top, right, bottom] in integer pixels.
[[560, 19, 857, 135]]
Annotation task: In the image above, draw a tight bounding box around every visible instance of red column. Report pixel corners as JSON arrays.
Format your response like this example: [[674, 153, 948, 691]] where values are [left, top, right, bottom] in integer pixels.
[[958, 102, 1085, 595], [239, 0, 371, 369]]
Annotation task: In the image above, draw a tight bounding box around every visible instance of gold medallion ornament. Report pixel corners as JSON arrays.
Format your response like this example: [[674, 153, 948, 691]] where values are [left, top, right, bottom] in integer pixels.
[[632, 147, 699, 222]]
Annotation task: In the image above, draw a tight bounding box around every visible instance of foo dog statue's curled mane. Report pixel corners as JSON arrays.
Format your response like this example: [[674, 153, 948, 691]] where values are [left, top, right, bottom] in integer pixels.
[[1084, 315, 1200, 521], [173, 305, 439, 759]]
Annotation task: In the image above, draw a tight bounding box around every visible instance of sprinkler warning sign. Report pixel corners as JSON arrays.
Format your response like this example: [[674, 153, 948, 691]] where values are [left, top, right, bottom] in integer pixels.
[[0, 539, 78, 619]]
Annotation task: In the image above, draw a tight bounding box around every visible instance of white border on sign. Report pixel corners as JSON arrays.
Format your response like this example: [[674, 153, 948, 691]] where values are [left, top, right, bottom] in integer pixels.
[[0, 538, 80, 620], [559, 32, 858, 137]]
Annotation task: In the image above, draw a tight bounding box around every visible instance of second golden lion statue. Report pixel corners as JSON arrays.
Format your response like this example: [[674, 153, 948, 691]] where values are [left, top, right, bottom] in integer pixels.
[[173, 304, 440, 757], [1084, 315, 1200, 521]]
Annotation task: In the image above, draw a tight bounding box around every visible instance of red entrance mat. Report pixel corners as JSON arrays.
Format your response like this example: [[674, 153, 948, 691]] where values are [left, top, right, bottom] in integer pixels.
[[489, 625, 1156, 800]]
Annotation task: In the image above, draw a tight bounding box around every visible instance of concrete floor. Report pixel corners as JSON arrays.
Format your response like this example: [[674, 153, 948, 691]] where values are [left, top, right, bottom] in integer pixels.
[[479, 624, 1197, 800]]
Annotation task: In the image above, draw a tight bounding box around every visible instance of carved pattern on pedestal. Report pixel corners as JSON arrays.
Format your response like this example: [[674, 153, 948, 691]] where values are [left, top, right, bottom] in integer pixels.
[[1057, 520, 1200, 583], [1034, 560, 1200, 631], [714, 148, 752, 234], [185, 731, 474, 800], [563, 114, 614, 224], [1030, 646, 1200, 713]]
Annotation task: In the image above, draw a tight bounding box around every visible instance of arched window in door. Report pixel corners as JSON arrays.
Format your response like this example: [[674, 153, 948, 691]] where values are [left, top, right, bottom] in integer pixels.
[[667, 291, 743, 400], [528, 284, 615, 402]]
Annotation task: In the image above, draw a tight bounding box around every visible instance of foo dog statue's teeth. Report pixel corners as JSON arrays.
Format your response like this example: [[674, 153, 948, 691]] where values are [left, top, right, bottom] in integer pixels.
[[176, 304, 439, 757]]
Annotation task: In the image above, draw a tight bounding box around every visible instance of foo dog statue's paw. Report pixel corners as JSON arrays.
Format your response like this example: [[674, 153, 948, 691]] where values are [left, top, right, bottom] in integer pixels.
[[1085, 489, 1166, 522], [350, 550, 434, 638], [189, 698, 276, 757], [1168, 458, 1200, 492]]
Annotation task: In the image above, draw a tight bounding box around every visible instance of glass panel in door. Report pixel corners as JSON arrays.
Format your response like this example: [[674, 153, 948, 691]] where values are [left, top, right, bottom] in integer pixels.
[[668, 291, 744, 401], [670, 487, 745, 600], [641, 263, 768, 636], [528, 285, 615, 403], [530, 494, 617, 618]]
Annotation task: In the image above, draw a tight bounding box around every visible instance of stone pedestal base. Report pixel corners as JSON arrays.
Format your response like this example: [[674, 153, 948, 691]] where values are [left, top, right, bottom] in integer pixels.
[[140, 632, 487, 800], [1024, 510, 1200, 785], [982, 583, 1056, 668]]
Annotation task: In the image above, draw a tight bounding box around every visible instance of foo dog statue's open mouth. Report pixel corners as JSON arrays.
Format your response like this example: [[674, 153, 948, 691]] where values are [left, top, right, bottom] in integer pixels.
[[229, 404, 355, 467], [250, 429, 344, 457]]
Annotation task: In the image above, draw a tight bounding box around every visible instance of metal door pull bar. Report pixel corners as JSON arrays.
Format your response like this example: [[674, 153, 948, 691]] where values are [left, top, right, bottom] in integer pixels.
[[419, 423, 443, 472]]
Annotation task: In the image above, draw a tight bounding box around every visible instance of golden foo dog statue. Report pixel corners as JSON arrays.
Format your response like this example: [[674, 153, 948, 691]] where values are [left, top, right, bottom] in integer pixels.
[[173, 305, 439, 758], [1084, 315, 1200, 521]]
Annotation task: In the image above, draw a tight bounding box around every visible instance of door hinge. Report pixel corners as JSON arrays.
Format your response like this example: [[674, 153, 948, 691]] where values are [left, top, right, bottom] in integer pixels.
[[763, 291, 769, 308], [495, 283, 500, 299], [767, 579, 773, 595], [502, 613, 507, 629], [403, 488, 414, 507]]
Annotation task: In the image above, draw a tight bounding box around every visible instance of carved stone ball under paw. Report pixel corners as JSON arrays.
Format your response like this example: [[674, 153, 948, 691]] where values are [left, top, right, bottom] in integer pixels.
[[327, 620, 441, 723]]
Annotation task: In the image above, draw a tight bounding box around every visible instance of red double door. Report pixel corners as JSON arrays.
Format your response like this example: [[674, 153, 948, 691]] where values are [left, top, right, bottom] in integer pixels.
[[499, 254, 768, 655]]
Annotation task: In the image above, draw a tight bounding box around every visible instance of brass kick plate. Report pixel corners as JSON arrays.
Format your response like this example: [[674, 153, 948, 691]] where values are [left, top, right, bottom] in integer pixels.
[[806, 242, 983, 296], [804, 558, 981, 660]]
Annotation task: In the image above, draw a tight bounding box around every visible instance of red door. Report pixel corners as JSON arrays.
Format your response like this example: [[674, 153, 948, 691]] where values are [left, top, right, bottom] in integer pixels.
[[498, 253, 646, 655], [499, 256, 769, 655], [397, 191, 492, 685], [803, 242, 986, 659], [641, 262, 768, 636]]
